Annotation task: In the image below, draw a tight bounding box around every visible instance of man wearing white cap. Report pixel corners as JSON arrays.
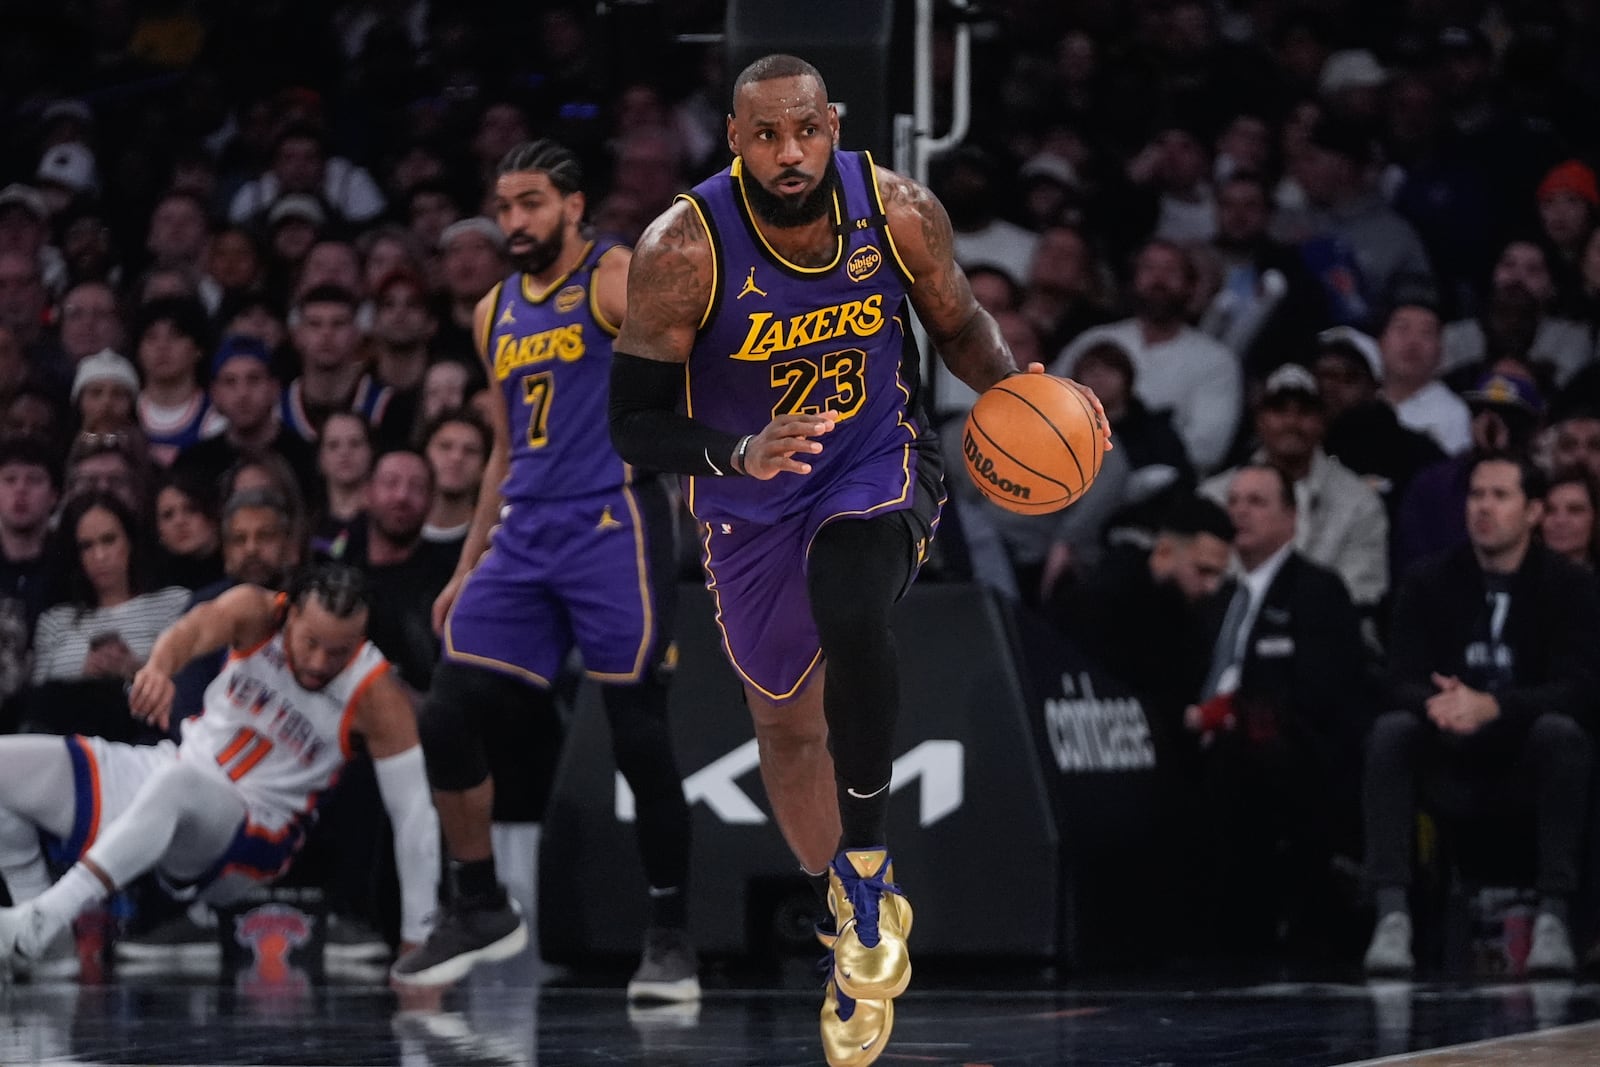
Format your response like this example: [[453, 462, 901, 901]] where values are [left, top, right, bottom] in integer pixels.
[[265, 194, 327, 273], [1318, 49, 1388, 123], [1201, 363, 1389, 608], [71, 349, 140, 436]]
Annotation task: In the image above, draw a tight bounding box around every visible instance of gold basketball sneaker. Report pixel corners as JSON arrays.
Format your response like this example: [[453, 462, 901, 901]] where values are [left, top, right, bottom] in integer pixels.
[[821, 979, 893, 1067], [828, 848, 913, 1001]]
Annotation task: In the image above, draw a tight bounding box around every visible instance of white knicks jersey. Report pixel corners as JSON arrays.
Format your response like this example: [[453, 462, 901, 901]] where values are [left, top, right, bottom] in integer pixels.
[[180, 626, 389, 831]]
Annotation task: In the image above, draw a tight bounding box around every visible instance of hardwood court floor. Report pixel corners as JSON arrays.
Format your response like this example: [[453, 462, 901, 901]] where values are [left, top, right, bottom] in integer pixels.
[[2, 955, 1598, 1065]]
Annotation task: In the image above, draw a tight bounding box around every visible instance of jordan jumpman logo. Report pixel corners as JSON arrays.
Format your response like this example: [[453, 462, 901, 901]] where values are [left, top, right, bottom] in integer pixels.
[[737, 267, 767, 300]]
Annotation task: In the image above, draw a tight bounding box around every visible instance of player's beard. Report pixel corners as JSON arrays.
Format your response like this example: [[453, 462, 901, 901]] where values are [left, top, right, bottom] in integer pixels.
[[745, 154, 840, 229], [508, 227, 565, 277]]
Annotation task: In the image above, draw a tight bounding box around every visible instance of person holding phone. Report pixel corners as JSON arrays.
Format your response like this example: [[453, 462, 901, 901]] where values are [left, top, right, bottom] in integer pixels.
[[30, 493, 189, 686]]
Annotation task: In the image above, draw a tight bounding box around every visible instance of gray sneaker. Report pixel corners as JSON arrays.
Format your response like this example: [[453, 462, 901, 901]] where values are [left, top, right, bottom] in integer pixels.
[[325, 915, 390, 962], [1364, 912, 1414, 976], [115, 910, 219, 962], [626, 926, 701, 1003], [390, 891, 526, 987], [0, 903, 62, 967], [1525, 913, 1576, 976]]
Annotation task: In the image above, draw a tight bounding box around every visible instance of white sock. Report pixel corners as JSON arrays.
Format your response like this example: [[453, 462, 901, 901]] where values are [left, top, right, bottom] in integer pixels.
[[30, 864, 105, 933], [490, 822, 540, 927]]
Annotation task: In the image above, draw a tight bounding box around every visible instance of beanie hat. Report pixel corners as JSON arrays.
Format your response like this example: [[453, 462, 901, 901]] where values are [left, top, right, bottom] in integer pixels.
[[71, 349, 140, 401], [1536, 160, 1599, 206]]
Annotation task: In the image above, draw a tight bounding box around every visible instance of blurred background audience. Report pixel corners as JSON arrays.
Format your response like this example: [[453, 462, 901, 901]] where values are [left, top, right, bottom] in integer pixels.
[[0, 0, 1597, 975]]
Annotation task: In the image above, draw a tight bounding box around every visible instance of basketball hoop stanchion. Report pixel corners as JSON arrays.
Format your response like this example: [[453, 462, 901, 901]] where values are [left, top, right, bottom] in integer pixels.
[[897, 0, 978, 420]]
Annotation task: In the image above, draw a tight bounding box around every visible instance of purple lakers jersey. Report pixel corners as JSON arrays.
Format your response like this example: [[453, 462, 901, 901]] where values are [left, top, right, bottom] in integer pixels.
[[681, 151, 935, 524], [483, 239, 629, 502]]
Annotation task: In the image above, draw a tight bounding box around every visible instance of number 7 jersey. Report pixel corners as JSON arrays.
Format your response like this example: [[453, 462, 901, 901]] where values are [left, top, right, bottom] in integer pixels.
[[679, 149, 935, 525], [482, 239, 631, 503]]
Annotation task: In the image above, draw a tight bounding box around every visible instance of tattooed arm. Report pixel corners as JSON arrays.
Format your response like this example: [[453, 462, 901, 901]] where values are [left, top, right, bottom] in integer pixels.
[[609, 201, 837, 479], [881, 170, 1018, 393], [883, 167, 1111, 445], [615, 201, 713, 365]]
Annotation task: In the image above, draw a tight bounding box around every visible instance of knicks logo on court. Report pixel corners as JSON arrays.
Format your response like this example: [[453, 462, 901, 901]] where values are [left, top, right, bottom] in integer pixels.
[[494, 324, 586, 379], [847, 245, 882, 283], [235, 904, 312, 983]]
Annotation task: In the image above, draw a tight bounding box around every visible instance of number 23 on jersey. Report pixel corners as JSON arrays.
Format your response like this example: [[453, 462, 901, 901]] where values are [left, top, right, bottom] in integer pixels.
[[769, 347, 867, 421]]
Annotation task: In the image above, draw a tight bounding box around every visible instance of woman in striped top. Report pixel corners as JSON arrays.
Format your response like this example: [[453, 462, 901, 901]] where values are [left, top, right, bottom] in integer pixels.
[[31, 492, 190, 685]]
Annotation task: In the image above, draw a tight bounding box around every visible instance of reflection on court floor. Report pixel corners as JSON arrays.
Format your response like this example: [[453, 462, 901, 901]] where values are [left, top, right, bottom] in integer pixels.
[[0, 959, 1596, 1066]]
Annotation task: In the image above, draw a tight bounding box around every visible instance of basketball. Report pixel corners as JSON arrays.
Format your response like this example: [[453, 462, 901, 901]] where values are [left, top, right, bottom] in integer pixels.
[[961, 373, 1105, 515]]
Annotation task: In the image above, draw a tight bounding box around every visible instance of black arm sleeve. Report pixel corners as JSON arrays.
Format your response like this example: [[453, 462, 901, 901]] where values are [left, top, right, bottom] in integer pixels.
[[609, 351, 746, 476]]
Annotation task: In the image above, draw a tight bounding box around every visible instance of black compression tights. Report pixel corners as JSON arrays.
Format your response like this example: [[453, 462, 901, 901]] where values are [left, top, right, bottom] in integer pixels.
[[602, 677, 691, 895], [806, 514, 916, 853]]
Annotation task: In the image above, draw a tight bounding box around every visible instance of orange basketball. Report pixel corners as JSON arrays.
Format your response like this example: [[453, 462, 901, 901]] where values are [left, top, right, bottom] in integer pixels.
[[961, 373, 1105, 514]]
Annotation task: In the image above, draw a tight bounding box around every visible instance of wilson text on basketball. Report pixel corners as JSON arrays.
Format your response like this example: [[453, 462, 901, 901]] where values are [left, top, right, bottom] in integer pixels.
[[963, 429, 1032, 500]]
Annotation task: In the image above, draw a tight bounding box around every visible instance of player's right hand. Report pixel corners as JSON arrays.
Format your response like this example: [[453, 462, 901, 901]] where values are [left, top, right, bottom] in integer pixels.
[[128, 665, 175, 732], [742, 412, 837, 480], [1020, 362, 1114, 453], [432, 574, 465, 635]]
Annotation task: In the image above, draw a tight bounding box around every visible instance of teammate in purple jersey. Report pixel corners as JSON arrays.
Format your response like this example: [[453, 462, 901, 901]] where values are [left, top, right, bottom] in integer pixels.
[[609, 55, 1111, 1065], [392, 140, 697, 1002]]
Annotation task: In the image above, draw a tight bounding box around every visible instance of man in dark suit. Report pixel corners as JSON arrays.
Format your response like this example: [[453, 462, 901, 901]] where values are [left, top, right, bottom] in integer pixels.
[[1184, 463, 1369, 951], [1363, 454, 1598, 977], [1050, 493, 1233, 727]]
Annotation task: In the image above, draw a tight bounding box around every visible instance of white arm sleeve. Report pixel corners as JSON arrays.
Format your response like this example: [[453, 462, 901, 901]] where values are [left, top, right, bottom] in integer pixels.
[[373, 745, 441, 944]]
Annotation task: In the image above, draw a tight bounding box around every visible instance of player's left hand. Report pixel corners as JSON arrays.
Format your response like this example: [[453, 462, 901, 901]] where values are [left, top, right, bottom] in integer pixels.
[[1021, 363, 1114, 452], [431, 574, 466, 635], [128, 664, 175, 732]]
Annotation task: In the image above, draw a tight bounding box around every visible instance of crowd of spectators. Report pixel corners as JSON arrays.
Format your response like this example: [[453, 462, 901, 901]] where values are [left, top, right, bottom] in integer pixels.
[[0, 0, 1599, 972]]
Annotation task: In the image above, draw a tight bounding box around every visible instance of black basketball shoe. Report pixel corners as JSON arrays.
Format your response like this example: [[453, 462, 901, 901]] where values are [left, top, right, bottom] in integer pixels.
[[389, 888, 527, 987]]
